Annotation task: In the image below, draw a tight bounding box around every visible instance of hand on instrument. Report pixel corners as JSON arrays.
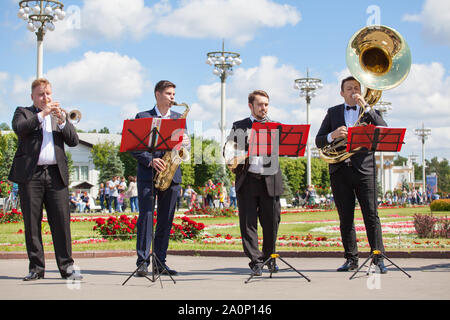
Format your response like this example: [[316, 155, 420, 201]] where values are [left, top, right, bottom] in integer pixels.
[[331, 125, 348, 140], [151, 158, 166, 173], [352, 93, 367, 108]]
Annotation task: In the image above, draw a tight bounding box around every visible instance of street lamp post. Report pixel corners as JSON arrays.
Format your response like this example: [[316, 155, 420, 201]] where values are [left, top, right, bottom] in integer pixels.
[[206, 41, 242, 168], [414, 123, 431, 201], [18, 1, 66, 78], [294, 70, 322, 187], [408, 154, 418, 190], [374, 100, 392, 197]]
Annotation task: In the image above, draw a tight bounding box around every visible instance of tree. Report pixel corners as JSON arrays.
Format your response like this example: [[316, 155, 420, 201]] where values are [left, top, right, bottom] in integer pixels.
[[0, 123, 11, 131], [0, 132, 17, 181], [91, 141, 124, 183], [99, 151, 124, 183], [426, 157, 450, 193]]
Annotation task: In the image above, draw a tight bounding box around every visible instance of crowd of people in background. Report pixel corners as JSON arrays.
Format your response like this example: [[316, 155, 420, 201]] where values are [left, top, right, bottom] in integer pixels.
[[66, 177, 446, 214]]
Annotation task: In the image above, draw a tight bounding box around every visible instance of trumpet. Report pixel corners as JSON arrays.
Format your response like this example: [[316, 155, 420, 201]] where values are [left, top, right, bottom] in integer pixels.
[[50, 106, 82, 124]]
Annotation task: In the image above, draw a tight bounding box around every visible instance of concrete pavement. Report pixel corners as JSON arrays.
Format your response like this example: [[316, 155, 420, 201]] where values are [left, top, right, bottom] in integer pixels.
[[0, 254, 449, 300]]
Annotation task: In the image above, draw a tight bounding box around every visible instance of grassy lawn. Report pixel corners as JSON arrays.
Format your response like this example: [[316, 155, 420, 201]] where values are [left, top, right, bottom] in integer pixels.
[[1, 206, 448, 253]]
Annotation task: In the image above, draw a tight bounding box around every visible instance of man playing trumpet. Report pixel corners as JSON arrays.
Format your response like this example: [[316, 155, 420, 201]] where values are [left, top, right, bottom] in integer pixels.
[[8, 78, 80, 281]]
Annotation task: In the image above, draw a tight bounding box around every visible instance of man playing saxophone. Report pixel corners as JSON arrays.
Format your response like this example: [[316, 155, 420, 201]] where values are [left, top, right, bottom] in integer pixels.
[[131, 80, 190, 277]]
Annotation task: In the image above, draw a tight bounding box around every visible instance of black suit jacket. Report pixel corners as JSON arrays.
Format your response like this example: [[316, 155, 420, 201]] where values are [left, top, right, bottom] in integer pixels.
[[131, 107, 184, 183], [315, 104, 387, 176], [226, 117, 284, 197], [8, 106, 79, 186]]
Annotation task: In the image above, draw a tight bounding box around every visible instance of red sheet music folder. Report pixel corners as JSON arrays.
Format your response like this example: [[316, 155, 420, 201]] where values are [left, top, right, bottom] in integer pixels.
[[119, 117, 186, 152], [347, 124, 406, 153], [248, 122, 310, 157]]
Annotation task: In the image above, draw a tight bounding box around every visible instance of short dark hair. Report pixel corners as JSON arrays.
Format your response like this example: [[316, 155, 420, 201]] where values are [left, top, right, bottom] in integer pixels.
[[154, 80, 176, 97], [340, 76, 359, 92], [248, 90, 269, 105]]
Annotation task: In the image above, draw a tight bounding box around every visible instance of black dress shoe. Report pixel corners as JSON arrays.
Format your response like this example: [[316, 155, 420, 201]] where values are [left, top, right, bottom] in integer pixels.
[[250, 265, 262, 276], [267, 260, 279, 273], [376, 261, 388, 274], [337, 260, 359, 272], [62, 270, 83, 280], [154, 263, 178, 276], [136, 264, 148, 277], [23, 271, 44, 281]]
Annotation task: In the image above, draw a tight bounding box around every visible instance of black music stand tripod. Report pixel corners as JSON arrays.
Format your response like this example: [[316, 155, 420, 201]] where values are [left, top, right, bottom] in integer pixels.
[[346, 125, 411, 280], [244, 122, 311, 284], [121, 121, 181, 287]]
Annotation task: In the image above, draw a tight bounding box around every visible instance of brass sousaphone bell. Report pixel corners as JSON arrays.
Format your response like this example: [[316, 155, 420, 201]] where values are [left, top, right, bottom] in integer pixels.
[[319, 25, 412, 164]]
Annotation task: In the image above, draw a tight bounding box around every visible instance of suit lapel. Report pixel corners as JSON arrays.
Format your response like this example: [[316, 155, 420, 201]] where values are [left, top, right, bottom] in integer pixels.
[[337, 104, 346, 128]]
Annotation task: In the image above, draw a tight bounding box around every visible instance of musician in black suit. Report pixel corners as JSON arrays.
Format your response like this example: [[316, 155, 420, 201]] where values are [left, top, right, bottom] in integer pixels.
[[226, 90, 284, 276], [8, 78, 80, 281], [315, 76, 387, 273], [131, 80, 190, 277]]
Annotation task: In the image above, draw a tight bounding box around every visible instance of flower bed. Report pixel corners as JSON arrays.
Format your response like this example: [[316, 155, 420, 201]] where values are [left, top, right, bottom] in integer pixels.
[[170, 216, 205, 241], [93, 215, 138, 240], [0, 209, 23, 224]]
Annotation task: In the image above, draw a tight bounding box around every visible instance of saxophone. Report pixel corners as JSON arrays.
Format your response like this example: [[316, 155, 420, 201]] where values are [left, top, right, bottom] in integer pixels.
[[154, 102, 190, 191]]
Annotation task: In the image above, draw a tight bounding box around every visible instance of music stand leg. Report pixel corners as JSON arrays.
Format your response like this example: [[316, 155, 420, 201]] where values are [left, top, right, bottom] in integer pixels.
[[122, 152, 176, 287], [349, 250, 412, 279], [245, 174, 311, 284]]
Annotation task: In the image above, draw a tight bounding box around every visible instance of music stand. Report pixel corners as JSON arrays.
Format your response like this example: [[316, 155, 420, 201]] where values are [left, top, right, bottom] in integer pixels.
[[244, 122, 312, 284], [346, 125, 411, 279], [120, 117, 186, 287]]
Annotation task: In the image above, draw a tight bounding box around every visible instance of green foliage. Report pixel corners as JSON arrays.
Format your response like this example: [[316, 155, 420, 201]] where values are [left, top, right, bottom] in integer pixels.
[[91, 141, 124, 183], [430, 199, 450, 212], [0, 132, 17, 181]]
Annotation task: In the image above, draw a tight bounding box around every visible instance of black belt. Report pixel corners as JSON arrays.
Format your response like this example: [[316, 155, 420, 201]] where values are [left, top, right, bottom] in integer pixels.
[[36, 164, 58, 170], [344, 161, 352, 167], [247, 172, 263, 179]]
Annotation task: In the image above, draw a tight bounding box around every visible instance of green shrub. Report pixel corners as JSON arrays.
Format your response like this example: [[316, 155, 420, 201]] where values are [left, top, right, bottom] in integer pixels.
[[430, 199, 450, 211]]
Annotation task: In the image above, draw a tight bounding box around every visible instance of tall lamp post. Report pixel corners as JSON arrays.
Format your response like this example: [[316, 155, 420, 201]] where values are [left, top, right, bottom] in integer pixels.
[[206, 41, 242, 170], [408, 154, 418, 190], [374, 100, 392, 197], [415, 123, 431, 200], [18, 1, 66, 78], [294, 70, 322, 187]]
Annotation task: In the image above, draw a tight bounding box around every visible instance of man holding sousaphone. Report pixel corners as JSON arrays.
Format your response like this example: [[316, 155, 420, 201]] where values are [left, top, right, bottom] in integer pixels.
[[315, 25, 411, 274]]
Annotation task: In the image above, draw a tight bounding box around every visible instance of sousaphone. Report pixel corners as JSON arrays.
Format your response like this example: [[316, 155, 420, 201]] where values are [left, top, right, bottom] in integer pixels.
[[319, 25, 411, 164]]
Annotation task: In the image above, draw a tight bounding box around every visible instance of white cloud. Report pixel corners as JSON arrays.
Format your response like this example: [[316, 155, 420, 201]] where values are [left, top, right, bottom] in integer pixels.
[[0, 72, 10, 115], [23, 0, 301, 51], [192, 56, 303, 133], [155, 0, 301, 45], [46, 51, 147, 106], [403, 0, 450, 46], [11, 51, 148, 110]]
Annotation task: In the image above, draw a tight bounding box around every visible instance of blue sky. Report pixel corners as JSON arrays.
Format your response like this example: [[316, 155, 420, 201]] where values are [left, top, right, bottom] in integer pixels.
[[0, 0, 449, 162]]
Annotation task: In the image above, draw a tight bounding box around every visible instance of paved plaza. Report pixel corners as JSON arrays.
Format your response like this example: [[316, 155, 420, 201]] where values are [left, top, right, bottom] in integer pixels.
[[0, 254, 449, 301]]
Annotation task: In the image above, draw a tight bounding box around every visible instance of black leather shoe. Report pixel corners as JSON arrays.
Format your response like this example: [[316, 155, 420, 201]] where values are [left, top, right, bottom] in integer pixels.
[[23, 271, 44, 281], [267, 260, 279, 273], [62, 270, 83, 280], [136, 264, 148, 277], [250, 265, 262, 276], [154, 263, 178, 276], [337, 260, 359, 272], [376, 261, 388, 274]]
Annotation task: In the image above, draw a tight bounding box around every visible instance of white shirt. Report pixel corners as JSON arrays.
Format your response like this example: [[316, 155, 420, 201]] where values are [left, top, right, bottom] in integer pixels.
[[155, 104, 171, 119], [248, 115, 264, 174], [327, 104, 370, 143], [36, 112, 66, 165]]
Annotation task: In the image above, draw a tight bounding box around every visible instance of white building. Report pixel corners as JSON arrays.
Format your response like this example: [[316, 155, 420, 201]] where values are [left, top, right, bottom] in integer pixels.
[[66, 133, 122, 197], [376, 152, 417, 194]]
